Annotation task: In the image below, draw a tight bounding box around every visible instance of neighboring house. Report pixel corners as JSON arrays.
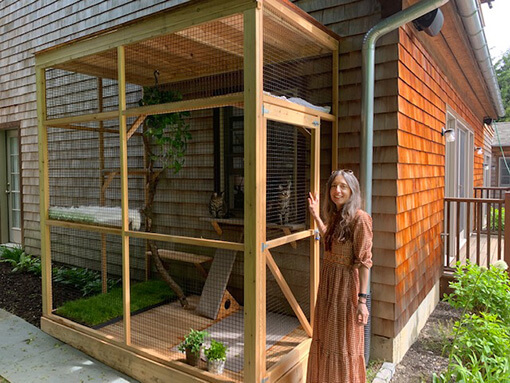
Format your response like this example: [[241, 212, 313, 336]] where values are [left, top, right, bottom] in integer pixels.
[[491, 122, 510, 187], [0, 0, 504, 381]]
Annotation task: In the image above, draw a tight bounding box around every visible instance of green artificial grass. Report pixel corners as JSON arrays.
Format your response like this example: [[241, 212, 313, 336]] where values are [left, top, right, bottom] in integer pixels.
[[55, 279, 176, 327]]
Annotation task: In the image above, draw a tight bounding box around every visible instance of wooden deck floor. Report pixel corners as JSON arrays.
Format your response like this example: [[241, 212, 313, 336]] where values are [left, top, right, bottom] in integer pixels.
[[446, 232, 505, 269], [98, 295, 308, 382]]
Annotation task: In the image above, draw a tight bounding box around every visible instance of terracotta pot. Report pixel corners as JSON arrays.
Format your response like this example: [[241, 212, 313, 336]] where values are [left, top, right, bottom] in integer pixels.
[[185, 347, 201, 366], [207, 359, 225, 374]]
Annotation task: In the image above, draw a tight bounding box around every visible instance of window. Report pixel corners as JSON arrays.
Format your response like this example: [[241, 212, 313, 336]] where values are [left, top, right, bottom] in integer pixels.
[[499, 157, 510, 186]]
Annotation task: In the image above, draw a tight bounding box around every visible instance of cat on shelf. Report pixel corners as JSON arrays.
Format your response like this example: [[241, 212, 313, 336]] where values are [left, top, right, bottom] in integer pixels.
[[209, 191, 229, 219], [277, 180, 292, 225]]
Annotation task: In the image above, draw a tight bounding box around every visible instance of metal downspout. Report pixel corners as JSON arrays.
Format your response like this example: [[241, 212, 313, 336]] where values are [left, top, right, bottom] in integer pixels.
[[455, 0, 505, 118], [360, 0, 450, 362]]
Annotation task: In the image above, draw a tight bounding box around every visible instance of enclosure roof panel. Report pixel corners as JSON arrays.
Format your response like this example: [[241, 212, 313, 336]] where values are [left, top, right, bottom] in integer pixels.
[[35, 0, 339, 86]]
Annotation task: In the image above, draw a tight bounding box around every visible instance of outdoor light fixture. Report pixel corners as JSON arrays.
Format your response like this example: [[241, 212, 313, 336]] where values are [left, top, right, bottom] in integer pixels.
[[475, 147, 483, 155], [441, 127, 455, 142], [412, 8, 444, 36], [483, 163, 490, 171]]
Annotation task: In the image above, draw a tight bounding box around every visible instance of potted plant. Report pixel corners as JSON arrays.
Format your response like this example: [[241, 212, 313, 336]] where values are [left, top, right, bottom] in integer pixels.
[[177, 329, 208, 366], [204, 339, 228, 374]]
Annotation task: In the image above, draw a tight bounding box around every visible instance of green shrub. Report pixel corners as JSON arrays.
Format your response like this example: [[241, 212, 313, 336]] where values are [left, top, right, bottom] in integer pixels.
[[53, 266, 119, 296], [0, 246, 41, 274], [435, 261, 510, 382], [445, 261, 510, 322]]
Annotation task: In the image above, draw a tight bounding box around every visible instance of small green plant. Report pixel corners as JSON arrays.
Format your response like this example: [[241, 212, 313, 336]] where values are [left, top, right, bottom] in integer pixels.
[[204, 339, 228, 362], [0, 246, 41, 274], [178, 329, 209, 357], [53, 266, 119, 296]]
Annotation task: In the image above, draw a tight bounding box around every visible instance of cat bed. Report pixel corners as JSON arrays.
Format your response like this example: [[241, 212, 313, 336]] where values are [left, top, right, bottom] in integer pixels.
[[49, 206, 142, 230], [264, 91, 332, 114]]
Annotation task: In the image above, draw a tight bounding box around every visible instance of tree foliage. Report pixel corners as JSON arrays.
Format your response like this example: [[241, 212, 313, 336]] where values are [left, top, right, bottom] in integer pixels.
[[496, 50, 510, 121], [139, 86, 191, 173]]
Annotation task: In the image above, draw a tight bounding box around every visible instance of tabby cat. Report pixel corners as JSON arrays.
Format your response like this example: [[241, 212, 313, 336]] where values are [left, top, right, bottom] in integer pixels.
[[209, 192, 229, 218], [277, 181, 292, 225]]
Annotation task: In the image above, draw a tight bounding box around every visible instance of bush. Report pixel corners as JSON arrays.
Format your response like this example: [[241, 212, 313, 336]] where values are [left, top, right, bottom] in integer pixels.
[[53, 266, 119, 296], [0, 246, 41, 274], [436, 262, 510, 382], [445, 261, 510, 322]]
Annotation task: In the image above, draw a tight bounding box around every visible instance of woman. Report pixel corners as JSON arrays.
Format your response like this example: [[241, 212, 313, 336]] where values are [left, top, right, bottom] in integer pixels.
[[306, 169, 373, 383]]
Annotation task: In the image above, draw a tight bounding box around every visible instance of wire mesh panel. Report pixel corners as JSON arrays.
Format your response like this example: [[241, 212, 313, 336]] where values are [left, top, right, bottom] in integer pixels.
[[45, 50, 118, 119], [266, 121, 310, 237], [123, 13, 244, 103], [46, 123, 145, 229], [126, 106, 248, 242], [266, 239, 311, 369], [50, 227, 124, 335], [263, 5, 333, 111]]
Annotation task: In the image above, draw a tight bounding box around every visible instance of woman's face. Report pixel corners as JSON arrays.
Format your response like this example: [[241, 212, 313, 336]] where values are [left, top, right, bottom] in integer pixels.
[[330, 174, 352, 209]]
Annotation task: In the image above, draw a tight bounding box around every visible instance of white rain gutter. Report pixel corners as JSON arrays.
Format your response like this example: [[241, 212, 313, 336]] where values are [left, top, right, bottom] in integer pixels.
[[360, 0, 450, 362], [456, 0, 505, 118]]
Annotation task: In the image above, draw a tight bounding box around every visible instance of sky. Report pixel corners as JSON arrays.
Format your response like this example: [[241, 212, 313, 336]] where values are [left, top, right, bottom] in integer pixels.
[[481, 1, 510, 62]]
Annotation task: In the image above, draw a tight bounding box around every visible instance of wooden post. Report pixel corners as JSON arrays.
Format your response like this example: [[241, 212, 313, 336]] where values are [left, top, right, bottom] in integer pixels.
[[244, 5, 266, 382], [310, 127, 320, 328], [117, 45, 131, 345], [504, 192, 510, 270], [98, 78, 108, 294], [36, 66, 52, 316]]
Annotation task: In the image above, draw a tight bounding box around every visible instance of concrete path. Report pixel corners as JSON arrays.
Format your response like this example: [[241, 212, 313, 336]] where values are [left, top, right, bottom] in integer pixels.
[[0, 309, 138, 383]]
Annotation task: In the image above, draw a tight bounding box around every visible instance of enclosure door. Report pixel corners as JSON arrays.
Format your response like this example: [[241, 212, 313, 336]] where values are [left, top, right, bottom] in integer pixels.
[[5, 130, 21, 243]]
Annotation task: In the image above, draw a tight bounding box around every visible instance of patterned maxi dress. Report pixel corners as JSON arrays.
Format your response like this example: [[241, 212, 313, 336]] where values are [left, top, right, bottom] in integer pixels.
[[307, 210, 373, 383]]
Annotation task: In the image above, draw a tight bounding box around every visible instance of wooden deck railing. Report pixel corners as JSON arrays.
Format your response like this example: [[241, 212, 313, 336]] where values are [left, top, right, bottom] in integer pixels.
[[443, 190, 510, 272]]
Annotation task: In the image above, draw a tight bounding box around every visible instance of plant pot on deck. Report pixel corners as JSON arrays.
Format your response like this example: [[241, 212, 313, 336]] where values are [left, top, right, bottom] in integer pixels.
[[207, 359, 225, 374], [185, 347, 201, 366]]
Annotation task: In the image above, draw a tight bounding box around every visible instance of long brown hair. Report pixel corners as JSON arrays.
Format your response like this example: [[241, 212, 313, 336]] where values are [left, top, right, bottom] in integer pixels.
[[323, 170, 362, 250]]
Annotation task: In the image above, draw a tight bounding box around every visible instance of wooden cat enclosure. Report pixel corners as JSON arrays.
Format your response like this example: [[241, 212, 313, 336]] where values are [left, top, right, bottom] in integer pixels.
[[35, 1, 339, 382]]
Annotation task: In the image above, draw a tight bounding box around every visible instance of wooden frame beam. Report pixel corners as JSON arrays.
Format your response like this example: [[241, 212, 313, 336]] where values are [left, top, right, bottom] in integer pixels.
[[118, 45, 131, 346], [265, 229, 314, 250], [125, 92, 244, 117], [127, 230, 244, 252], [36, 66, 53, 316], [44, 110, 118, 126], [244, 5, 266, 382], [310, 125, 320, 328]]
